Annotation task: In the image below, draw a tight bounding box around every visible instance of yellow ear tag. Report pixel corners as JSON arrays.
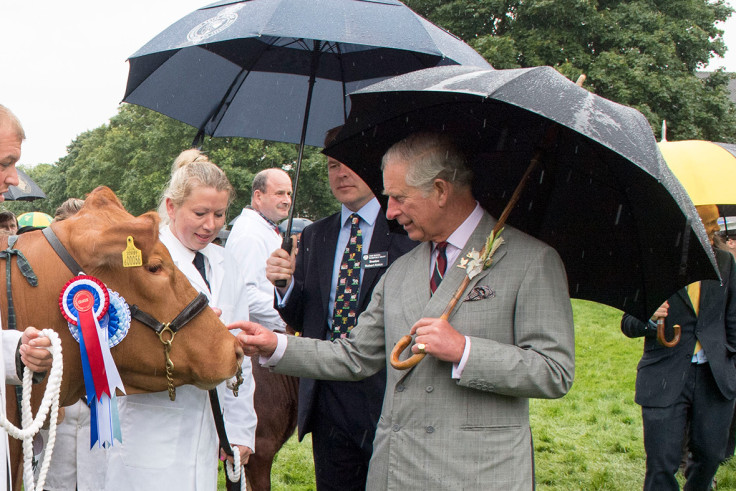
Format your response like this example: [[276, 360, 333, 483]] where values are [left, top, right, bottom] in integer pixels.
[[122, 236, 143, 268]]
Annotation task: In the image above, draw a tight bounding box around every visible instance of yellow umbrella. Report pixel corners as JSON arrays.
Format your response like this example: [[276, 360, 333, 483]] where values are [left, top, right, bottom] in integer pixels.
[[658, 140, 736, 212]]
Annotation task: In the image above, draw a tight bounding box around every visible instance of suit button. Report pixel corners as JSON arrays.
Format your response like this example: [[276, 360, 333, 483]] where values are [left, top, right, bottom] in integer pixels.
[[426, 426, 435, 433], [425, 386, 434, 393], [392, 424, 400, 432], [396, 384, 405, 392]]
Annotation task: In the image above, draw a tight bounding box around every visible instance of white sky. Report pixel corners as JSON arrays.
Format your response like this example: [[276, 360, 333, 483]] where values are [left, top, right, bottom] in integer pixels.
[[2, 1, 736, 167]]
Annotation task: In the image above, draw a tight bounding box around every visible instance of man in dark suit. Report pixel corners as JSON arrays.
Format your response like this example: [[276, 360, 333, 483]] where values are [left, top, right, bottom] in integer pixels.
[[265, 129, 416, 490], [622, 204, 736, 491]]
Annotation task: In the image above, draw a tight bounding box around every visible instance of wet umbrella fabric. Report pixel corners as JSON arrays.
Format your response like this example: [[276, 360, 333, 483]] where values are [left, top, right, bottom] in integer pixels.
[[658, 140, 736, 217], [3, 169, 46, 201], [326, 65, 718, 321], [123, 0, 490, 239], [123, 0, 489, 146]]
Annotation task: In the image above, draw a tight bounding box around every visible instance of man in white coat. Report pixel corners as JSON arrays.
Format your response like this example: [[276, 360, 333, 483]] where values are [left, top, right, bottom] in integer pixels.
[[0, 104, 56, 489], [234, 132, 575, 490], [226, 168, 292, 332]]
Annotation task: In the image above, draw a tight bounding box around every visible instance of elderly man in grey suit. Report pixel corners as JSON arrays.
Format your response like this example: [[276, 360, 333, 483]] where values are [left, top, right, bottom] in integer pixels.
[[232, 132, 575, 490]]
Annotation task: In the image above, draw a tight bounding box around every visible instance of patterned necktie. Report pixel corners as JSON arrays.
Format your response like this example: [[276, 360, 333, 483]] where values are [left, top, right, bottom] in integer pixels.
[[193, 251, 210, 291], [331, 214, 362, 340], [430, 241, 448, 294]]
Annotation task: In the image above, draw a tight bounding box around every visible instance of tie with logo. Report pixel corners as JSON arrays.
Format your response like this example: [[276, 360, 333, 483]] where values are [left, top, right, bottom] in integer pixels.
[[193, 251, 210, 291], [430, 241, 448, 294], [331, 214, 362, 341], [688, 281, 702, 356]]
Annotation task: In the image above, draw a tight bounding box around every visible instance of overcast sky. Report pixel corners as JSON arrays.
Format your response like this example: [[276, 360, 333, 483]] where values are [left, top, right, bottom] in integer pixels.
[[2, 1, 736, 167]]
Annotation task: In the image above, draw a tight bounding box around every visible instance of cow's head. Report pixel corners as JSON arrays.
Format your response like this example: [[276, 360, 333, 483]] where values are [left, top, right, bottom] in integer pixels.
[[53, 186, 243, 394]]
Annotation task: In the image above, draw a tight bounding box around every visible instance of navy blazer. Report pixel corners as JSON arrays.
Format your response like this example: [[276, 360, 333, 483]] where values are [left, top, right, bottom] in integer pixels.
[[276, 211, 417, 439], [621, 248, 736, 407]]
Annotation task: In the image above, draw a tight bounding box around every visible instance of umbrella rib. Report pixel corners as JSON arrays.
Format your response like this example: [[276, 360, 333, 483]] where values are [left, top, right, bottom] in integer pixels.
[[201, 37, 283, 137]]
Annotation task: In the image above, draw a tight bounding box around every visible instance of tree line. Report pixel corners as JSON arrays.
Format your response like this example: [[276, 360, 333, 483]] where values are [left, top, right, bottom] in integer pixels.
[[7, 0, 735, 222]]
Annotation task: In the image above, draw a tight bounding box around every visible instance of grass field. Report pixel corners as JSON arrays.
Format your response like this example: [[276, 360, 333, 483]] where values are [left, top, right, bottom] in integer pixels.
[[220, 299, 736, 490]]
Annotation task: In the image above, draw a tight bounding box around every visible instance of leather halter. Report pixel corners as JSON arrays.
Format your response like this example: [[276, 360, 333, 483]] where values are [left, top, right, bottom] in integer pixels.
[[41, 226, 209, 400]]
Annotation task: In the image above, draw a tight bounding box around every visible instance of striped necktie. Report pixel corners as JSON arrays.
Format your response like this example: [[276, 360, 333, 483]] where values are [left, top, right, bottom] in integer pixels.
[[430, 241, 448, 294]]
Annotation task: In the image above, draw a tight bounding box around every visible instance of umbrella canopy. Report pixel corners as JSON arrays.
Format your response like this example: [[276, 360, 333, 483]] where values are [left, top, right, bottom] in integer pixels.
[[123, 0, 490, 239], [658, 140, 736, 216], [326, 65, 718, 321], [123, 0, 489, 146], [3, 169, 46, 201], [17, 212, 52, 228]]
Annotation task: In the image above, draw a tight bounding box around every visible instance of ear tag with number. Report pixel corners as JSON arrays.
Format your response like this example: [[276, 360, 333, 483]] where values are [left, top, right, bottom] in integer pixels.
[[122, 236, 143, 268]]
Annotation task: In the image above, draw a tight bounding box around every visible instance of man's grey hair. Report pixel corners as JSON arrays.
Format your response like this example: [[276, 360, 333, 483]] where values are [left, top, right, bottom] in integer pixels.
[[381, 132, 472, 195], [0, 104, 25, 140]]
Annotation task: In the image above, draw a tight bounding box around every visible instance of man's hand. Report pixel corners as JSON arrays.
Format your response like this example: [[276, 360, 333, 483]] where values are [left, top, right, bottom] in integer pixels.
[[220, 444, 253, 466], [229, 321, 278, 358], [651, 301, 669, 321], [20, 327, 53, 373], [266, 241, 297, 294], [410, 317, 466, 364]]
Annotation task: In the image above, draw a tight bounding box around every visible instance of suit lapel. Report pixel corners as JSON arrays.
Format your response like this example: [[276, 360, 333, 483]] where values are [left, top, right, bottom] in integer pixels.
[[359, 216, 391, 310], [423, 213, 497, 318], [319, 214, 341, 319], [401, 242, 433, 325]]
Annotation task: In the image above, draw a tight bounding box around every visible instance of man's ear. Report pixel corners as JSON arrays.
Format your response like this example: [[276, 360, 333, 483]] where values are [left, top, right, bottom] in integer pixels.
[[434, 179, 451, 207]]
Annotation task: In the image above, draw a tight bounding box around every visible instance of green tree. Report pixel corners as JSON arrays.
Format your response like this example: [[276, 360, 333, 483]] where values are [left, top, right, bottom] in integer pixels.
[[6, 104, 338, 223], [407, 0, 736, 142]]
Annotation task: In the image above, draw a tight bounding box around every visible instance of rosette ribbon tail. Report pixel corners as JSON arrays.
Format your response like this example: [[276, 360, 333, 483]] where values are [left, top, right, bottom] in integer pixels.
[[93, 315, 126, 447]]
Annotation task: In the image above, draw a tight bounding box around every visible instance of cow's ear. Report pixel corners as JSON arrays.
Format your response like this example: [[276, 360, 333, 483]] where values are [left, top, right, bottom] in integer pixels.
[[76, 212, 162, 270], [82, 186, 126, 212]]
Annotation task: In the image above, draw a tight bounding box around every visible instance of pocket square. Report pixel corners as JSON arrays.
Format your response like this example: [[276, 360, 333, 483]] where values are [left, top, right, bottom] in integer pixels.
[[464, 285, 494, 302]]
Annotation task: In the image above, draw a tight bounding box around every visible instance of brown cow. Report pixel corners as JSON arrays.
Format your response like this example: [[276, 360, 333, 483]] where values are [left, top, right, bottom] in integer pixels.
[[1, 186, 244, 489]]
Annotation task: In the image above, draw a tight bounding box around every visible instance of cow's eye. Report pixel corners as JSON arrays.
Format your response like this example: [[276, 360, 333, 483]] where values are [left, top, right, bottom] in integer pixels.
[[146, 263, 162, 274]]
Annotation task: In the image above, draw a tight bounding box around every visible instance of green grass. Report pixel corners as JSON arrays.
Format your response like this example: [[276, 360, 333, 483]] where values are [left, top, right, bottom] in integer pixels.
[[219, 299, 736, 489]]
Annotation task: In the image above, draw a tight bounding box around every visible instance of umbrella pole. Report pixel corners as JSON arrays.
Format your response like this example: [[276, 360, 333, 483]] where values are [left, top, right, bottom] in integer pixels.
[[275, 41, 322, 287], [390, 125, 560, 370]]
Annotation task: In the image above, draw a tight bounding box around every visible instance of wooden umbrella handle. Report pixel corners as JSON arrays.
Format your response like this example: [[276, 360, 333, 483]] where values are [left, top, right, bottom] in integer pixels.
[[389, 335, 426, 370], [656, 317, 681, 347], [389, 277, 471, 370]]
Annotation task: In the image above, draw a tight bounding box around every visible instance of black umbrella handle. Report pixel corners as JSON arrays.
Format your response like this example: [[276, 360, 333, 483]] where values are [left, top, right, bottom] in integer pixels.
[[274, 236, 294, 288]]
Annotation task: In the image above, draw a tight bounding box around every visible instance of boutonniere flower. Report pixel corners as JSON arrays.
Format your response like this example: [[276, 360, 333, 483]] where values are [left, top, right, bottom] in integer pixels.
[[458, 227, 505, 279]]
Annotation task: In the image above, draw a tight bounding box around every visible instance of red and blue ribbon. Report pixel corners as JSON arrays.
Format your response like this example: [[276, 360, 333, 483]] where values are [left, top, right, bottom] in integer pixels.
[[60, 275, 127, 448]]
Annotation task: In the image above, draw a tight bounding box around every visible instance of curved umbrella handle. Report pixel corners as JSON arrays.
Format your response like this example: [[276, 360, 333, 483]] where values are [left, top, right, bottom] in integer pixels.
[[389, 335, 426, 370], [656, 317, 681, 347]]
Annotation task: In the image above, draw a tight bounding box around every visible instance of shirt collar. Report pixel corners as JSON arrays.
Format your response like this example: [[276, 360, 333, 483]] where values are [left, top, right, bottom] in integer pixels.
[[340, 197, 380, 228], [439, 201, 484, 251]]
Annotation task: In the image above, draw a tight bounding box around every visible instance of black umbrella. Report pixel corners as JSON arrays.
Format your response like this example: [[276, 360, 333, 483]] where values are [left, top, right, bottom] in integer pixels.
[[122, 0, 490, 247], [326, 65, 718, 324], [3, 169, 46, 201]]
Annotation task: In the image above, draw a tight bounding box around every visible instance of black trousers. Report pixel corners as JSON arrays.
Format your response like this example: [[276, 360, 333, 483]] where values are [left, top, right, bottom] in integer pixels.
[[642, 363, 735, 491], [311, 390, 375, 491]]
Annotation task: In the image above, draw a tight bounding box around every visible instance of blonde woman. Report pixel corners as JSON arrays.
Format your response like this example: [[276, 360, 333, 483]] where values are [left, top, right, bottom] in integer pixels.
[[105, 149, 256, 489]]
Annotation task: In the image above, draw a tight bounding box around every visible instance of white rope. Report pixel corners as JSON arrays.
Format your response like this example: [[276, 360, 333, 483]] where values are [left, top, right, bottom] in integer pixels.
[[0, 329, 62, 491], [225, 446, 247, 490]]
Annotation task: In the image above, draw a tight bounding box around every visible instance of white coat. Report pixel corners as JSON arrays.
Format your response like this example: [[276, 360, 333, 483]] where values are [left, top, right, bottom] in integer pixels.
[[226, 208, 286, 331], [36, 400, 108, 490], [104, 226, 256, 490], [1, 329, 22, 490]]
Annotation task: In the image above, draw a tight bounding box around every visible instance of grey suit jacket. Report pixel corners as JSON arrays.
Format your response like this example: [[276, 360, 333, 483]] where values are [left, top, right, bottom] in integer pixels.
[[274, 212, 575, 490]]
